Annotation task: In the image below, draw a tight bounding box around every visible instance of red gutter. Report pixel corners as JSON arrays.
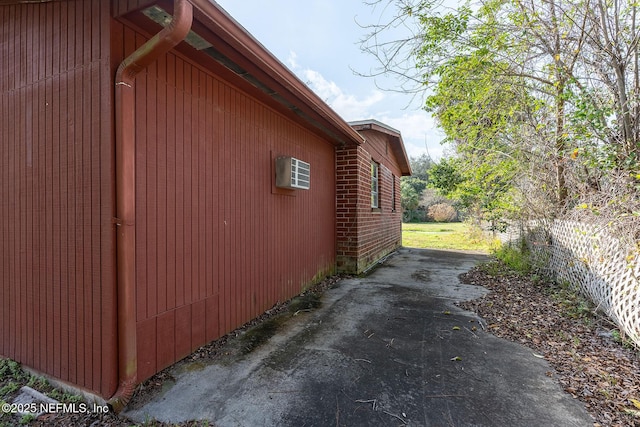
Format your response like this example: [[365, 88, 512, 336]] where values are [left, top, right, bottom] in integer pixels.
[[108, 0, 193, 413]]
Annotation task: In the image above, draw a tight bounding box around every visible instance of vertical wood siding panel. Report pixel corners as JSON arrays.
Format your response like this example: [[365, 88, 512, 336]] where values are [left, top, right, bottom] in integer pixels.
[[35, 78, 47, 375], [18, 42, 27, 365], [212, 77, 221, 303], [45, 70, 55, 377], [156, 54, 167, 315], [74, 53, 87, 391], [229, 89, 237, 329], [58, 70, 71, 383], [0, 8, 3, 340], [91, 60, 103, 392], [0, 6, 5, 90], [156, 310, 175, 371], [234, 93, 241, 324], [221, 86, 237, 330], [11, 15, 20, 364], [209, 78, 220, 316], [69, 0, 82, 387], [136, 69, 148, 321], [51, 18, 62, 383], [0, 0, 113, 396], [191, 299, 205, 351], [146, 57, 158, 319], [136, 317, 156, 382], [175, 58, 185, 308], [174, 305, 191, 361], [239, 93, 245, 322], [79, 10, 91, 390], [193, 71, 201, 303], [259, 107, 267, 315], [245, 99, 253, 319], [1, 91, 6, 358], [112, 0, 157, 17], [205, 295, 219, 342], [175, 58, 186, 308], [240, 94, 249, 322], [166, 53, 176, 313], [193, 70, 205, 300], [124, 37, 338, 383], [8, 83, 15, 358], [60, 0, 74, 386], [67, 69, 78, 387], [222, 85, 231, 334], [182, 62, 192, 306], [51, 3, 60, 76]]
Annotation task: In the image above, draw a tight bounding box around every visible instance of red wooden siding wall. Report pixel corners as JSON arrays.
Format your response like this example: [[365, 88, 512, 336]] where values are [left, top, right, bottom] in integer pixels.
[[112, 0, 157, 17], [112, 23, 337, 382], [0, 1, 117, 397]]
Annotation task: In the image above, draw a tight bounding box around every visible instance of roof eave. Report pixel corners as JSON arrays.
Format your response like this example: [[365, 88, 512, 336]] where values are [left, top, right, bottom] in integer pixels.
[[350, 120, 412, 176], [185, 0, 365, 146]]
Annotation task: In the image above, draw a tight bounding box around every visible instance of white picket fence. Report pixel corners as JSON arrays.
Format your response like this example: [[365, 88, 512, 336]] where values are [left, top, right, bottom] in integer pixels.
[[505, 220, 640, 347]]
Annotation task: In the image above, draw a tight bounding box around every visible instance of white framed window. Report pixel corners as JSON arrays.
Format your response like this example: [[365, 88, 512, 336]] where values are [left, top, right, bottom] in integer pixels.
[[371, 161, 379, 208]]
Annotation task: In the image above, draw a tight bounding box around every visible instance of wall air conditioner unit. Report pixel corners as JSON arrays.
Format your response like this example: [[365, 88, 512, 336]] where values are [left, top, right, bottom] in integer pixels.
[[275, 156, 310, 190]]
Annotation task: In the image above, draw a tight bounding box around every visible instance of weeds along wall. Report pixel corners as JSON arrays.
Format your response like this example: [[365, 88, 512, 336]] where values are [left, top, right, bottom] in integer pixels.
[[512, 221, 640, 347]]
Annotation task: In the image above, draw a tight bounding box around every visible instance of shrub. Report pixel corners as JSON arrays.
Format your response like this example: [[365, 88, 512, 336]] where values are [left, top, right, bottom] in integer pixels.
[[492, 240, 533, 275], [427, 203, 458, 222]]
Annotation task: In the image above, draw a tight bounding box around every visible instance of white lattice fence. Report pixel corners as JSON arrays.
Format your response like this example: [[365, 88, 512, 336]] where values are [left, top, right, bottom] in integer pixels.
[[523, 220, 640, 347]]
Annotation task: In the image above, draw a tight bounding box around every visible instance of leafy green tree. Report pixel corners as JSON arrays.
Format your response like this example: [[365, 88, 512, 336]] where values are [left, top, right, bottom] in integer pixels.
[[400, 154, 434, 219], [408, 153, 434, 183], [400, 180, 420, 221], [361, 0, 640, 236]]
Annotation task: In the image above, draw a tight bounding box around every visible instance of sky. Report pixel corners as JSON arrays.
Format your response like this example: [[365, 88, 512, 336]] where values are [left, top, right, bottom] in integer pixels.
[[214, 0, 447, 160]]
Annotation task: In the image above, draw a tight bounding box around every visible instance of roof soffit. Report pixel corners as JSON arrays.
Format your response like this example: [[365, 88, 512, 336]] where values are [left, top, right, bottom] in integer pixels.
[[115, 0, 365, 147]]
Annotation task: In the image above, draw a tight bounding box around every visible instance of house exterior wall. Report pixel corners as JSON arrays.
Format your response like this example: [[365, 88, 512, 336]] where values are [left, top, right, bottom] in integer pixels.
[[336, 131, 403, 274], [1, 0, 407, 400], [0, 1, 118, 397], [112, 21, 337, 382]]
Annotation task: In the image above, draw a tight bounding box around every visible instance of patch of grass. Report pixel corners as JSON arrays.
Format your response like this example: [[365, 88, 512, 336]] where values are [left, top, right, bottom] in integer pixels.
[[611, 329, 637, 350], [402, 222, 495, 252], [0, 382, 19, 397], [47, 387, 83, 404], [492, 242, 533, 275], [19, 414, 35, 425]]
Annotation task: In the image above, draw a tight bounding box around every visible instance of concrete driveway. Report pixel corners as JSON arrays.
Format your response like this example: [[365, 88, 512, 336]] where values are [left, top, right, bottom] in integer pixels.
[[124, 248, 592, 427]]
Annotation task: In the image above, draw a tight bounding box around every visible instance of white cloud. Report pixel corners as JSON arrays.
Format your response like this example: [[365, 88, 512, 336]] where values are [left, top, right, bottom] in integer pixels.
[[285, 51, 447, 162], [302, 69, 385, 121], [286, 52, 384, 120], [378, 112, 447, 161], [286, 50, 299, 69]]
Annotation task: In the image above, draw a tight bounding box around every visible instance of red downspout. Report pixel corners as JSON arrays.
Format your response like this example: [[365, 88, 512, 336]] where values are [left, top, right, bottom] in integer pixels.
[[108, 0, 193, 413]]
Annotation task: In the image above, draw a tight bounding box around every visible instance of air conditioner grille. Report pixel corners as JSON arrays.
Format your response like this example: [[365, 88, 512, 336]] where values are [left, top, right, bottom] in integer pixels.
[[291, 158, 310, 189], [276, 156, 310, 190]]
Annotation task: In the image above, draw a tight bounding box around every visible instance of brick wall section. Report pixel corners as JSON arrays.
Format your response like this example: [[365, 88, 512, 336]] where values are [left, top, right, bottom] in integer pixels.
[[336, 128, 404, 274]]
